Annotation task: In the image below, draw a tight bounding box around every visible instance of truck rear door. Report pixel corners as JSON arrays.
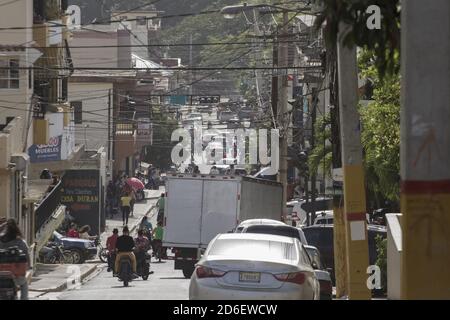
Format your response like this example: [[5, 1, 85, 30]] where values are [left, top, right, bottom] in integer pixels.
[[164, 178, 203, 246], [200, 180, 239, 246]]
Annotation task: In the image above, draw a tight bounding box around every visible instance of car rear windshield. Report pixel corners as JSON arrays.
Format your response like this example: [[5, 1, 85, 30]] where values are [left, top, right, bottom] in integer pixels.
[[209, 238, 297, 261], [245, 225, 301, 241]]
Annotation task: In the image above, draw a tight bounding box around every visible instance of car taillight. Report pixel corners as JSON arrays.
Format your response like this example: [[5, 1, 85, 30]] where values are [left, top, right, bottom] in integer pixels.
[[274, 272, 305, 285], [319, 280, 332, 293], [195, 266, 226, 279]]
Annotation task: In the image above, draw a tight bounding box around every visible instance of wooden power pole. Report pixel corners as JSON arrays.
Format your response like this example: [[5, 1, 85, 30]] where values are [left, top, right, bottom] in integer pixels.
[[337, 22, 371, 300]]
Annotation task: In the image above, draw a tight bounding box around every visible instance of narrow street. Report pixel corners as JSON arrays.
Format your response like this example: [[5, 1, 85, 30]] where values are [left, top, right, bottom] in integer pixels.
[[31, 188, 190, 300]]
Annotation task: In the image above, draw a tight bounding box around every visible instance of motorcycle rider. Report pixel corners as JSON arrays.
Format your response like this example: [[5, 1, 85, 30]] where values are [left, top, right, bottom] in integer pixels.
[[134, 230, 150, 260], [114, 226, 138, 278], [106, 228, 119, 272], [139, 216, 153, 240]]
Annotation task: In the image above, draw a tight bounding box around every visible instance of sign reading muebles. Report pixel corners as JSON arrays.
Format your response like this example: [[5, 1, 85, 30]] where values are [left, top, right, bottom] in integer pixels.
[[28, 135, 62, 163]]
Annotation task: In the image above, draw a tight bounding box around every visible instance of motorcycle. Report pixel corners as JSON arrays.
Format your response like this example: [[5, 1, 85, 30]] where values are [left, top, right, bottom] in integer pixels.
[[0, 246, 27, 300], [135, 251, 151, 280], [114, 255, 134, 287], [39, 242, 74, 264], [95, 237, 108, 263], [0, 271, 17, 300]]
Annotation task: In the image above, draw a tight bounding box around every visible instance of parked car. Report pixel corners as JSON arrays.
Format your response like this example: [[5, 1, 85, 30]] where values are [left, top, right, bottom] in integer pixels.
[[187, 112, 203, 121], [218, 111, 236, 123], [238, 107, 257, 120], [241, 224, 308, 246], [313, 210, 334, 225], [301, 224, 387, 283], [251, 166, 278, 181], [189, 233, 320, 300], [227, 117, 240, 129], [196, 105, 213, 114], [234, 219, 285, 233], [304, 245, 333, 300], [51, 231, 97, 264]]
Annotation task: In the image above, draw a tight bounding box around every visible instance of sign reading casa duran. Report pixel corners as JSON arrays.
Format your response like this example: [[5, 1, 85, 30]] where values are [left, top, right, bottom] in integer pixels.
[[61, 170, 101, 234]]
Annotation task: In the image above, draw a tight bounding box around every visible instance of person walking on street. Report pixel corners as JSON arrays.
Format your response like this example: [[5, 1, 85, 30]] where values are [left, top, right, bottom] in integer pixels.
[[156, 193, 165, 224], [106, 228, 119, 272], [152, 221, 164, 261], [130, 191, 136, 218], [0, 219, 30, 300], [121, 193, 132, 226]]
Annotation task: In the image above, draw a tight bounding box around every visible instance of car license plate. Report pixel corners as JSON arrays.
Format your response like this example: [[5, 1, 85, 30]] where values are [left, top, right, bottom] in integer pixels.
[[239, 272, 261, 283]]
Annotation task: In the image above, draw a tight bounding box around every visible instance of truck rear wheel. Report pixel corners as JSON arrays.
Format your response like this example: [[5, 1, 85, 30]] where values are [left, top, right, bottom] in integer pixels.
[[182, 265, 195, 279]]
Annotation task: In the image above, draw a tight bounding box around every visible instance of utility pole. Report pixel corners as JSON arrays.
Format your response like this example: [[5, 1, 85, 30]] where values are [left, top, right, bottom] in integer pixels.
[[401, 0, 450, 299], [252, 9, 264, 110], [309, 87, 318, 225], [108, 88, 112, 162], [189, 34, 193, 97], [278, 10, 289, 219], [337, 22, 370, 300], [271, 35, 279, 123], [329, 47, 347, 298]]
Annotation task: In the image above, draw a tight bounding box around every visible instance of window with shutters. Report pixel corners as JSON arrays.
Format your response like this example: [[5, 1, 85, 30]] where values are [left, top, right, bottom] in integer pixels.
[[0, 58, 20, 89]]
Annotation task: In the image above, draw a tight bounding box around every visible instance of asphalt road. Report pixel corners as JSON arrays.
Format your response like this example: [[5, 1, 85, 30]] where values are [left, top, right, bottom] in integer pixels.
[[33, 188, 191, 300], [55, 259, 190, 300]]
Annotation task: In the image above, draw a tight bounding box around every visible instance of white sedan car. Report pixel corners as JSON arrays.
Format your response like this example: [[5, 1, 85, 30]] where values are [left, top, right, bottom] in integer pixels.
[[234, 219, 285, 233], [189, 233, 320, 300]]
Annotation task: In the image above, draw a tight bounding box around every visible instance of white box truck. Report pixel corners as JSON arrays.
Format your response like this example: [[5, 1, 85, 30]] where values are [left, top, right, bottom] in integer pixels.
[[162, 174, 283, 278]]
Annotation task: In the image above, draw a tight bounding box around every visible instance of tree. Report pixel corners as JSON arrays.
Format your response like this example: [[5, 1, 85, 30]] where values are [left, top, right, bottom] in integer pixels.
[[308, 112, 332, 180], [359, 50, 400, 208], [143, 112, 178, 170], [315, 0, 401, 78]]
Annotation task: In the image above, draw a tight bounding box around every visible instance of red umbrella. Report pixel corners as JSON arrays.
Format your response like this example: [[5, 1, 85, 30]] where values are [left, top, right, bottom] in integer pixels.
[[126, 177, 145, 191]]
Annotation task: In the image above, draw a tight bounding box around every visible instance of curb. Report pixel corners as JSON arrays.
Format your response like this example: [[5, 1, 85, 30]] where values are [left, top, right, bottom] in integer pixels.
[[29, 263, 100, 293]]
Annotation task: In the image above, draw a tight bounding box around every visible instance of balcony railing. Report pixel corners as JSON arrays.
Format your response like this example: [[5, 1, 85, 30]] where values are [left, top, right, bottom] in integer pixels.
[[34, 180, 62, 233]]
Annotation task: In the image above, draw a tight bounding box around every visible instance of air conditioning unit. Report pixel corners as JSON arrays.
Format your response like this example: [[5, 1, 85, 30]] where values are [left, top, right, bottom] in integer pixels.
[[11, 153, 30, 172]]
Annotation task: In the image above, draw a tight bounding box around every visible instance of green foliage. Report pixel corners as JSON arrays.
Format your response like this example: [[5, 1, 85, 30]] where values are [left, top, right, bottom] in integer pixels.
[[315, 0, 401, 77], [144, 112, 178, 170], [308, 112, 332, 179], [375, 234, 387, 291], [359, 50, 400, 204]]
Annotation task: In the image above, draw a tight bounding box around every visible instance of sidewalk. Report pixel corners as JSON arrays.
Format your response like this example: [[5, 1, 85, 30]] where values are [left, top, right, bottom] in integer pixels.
[[29, 263, 98, 295], [28, 188, 163, 297]]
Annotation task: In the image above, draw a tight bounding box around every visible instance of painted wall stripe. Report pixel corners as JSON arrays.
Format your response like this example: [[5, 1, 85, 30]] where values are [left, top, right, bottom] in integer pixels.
[[401, 180, 450, 194]]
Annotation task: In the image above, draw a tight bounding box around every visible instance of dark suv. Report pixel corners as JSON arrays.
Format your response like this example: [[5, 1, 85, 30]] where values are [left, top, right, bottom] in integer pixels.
[[301, 224, 387, 283], [52, 231, 97, 264]]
